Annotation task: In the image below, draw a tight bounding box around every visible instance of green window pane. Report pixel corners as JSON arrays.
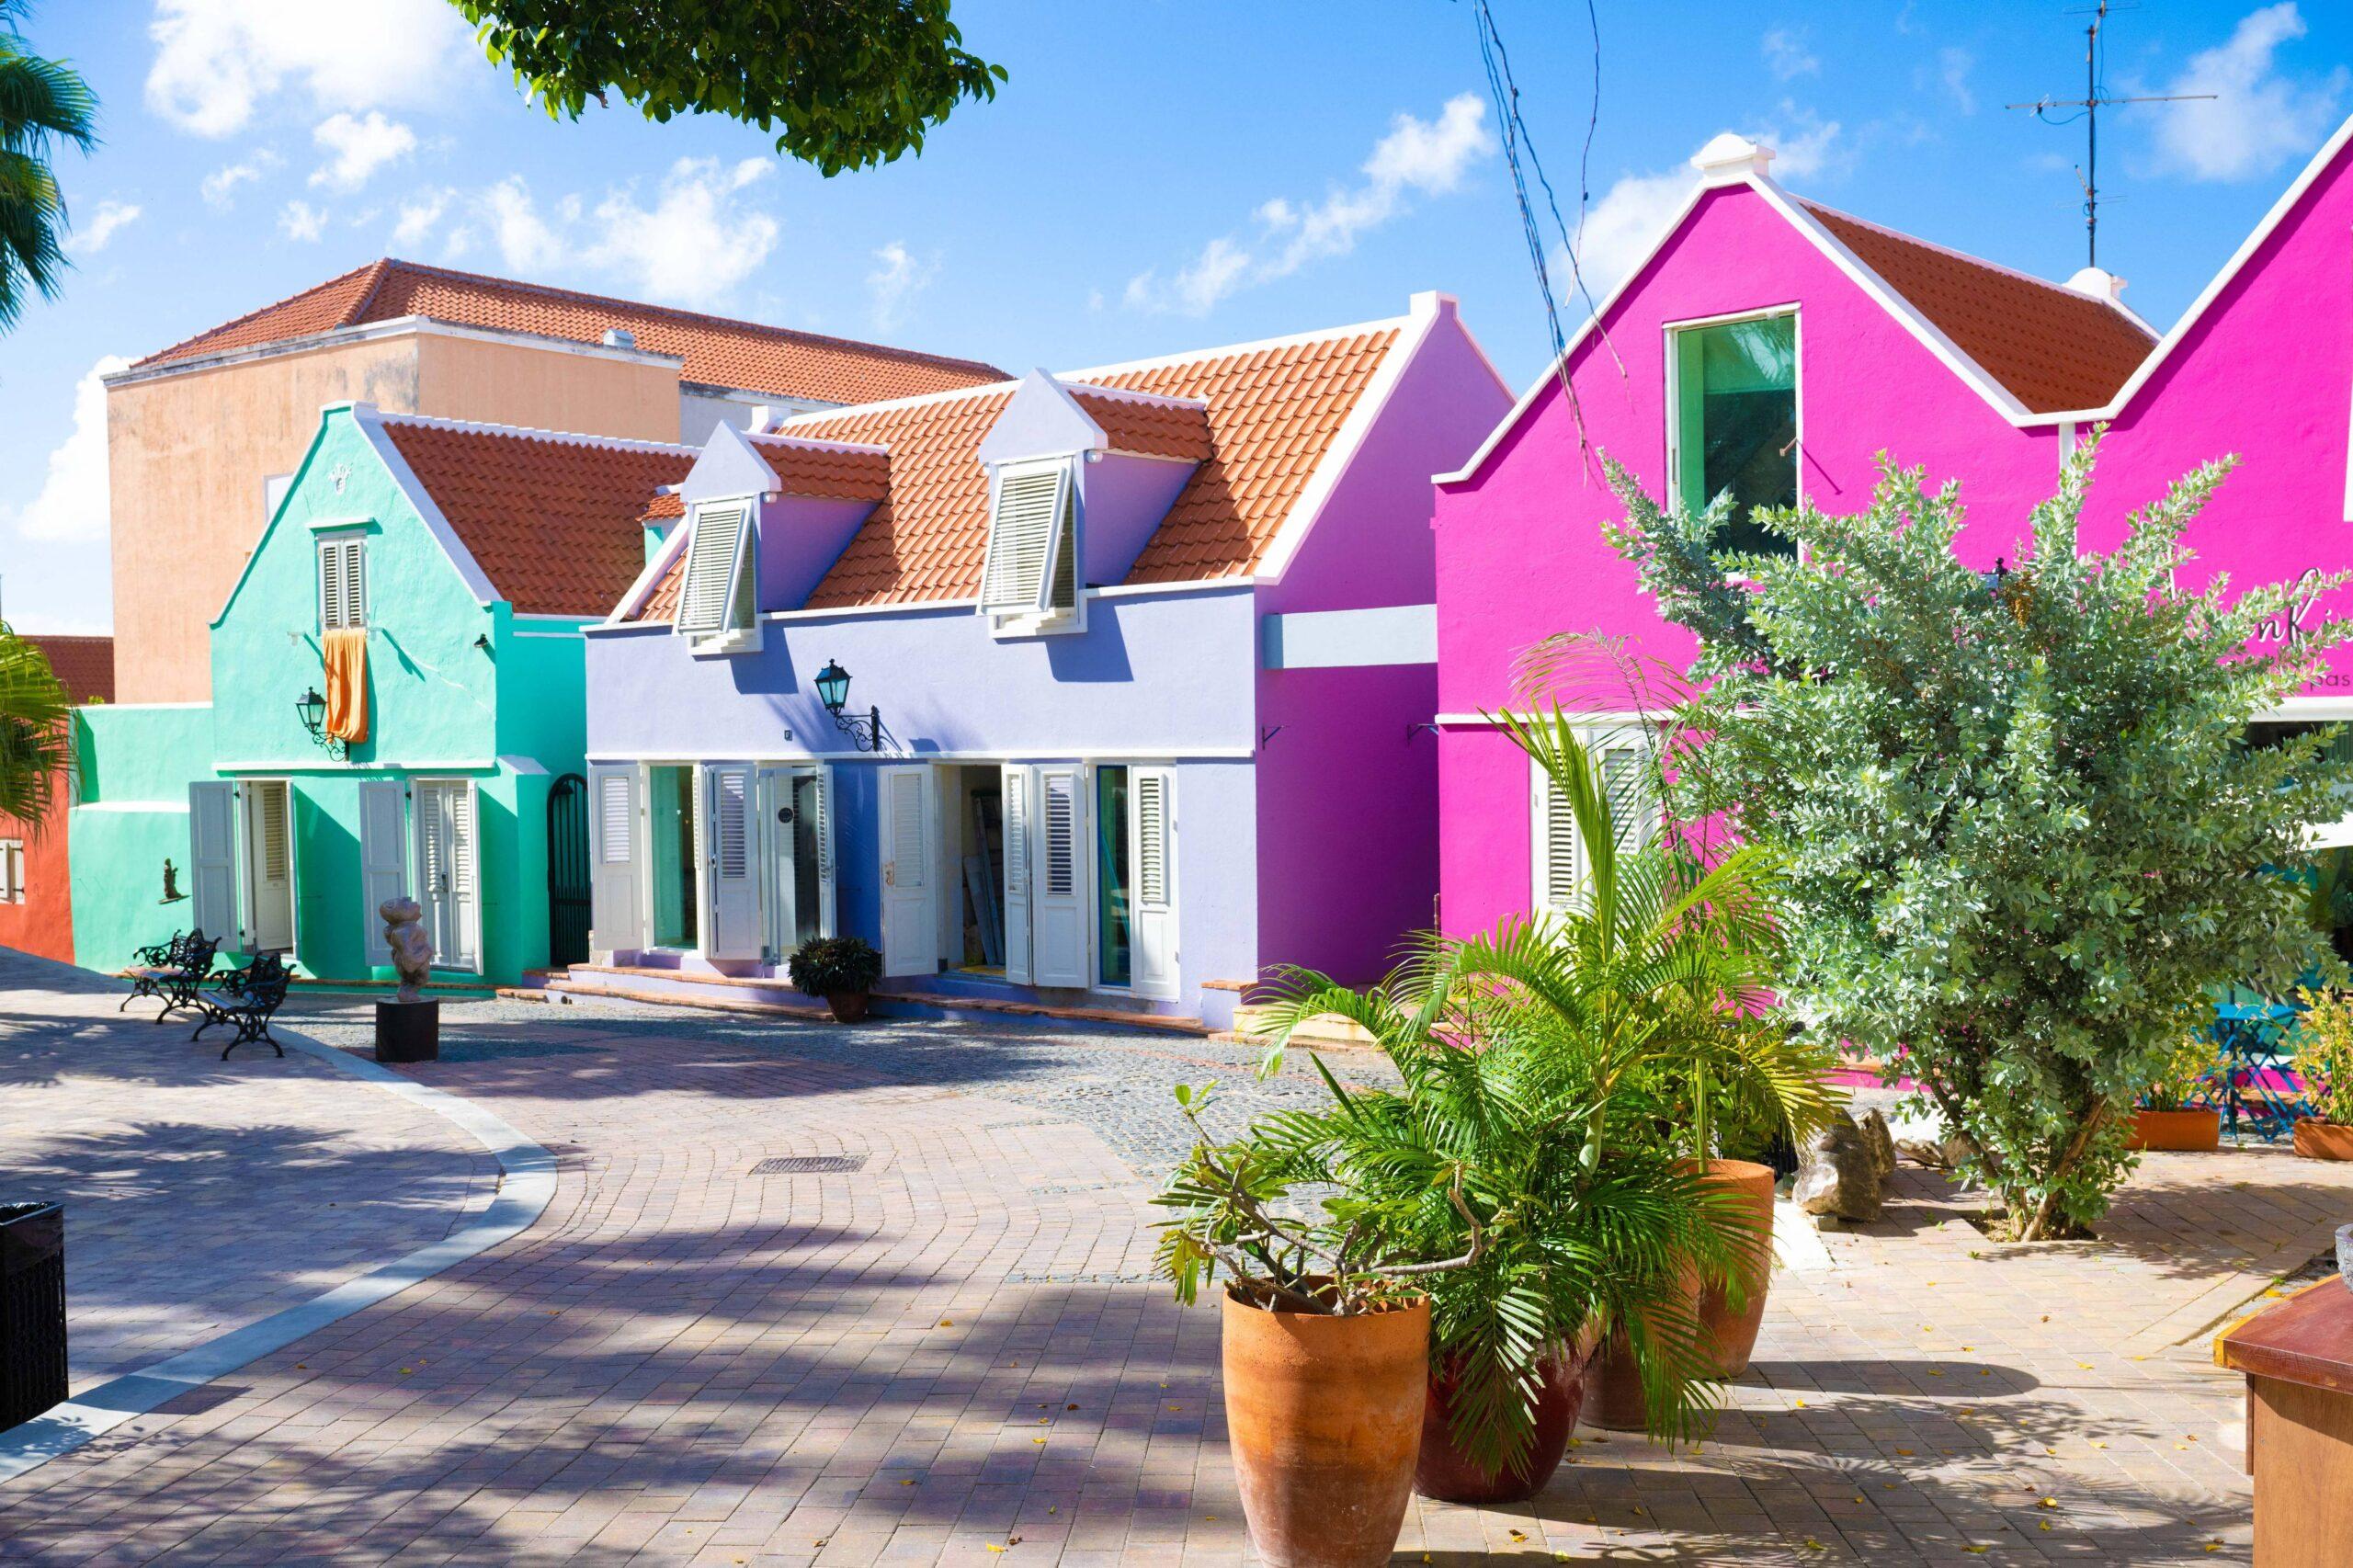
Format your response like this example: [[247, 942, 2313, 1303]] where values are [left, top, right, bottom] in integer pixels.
[[1673, 315, 1798, 556], [1096, 765, 1131, 988]]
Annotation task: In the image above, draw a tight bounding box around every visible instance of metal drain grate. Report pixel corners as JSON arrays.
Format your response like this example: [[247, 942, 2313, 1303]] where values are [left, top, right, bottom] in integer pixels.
[[750, 1154, 867, 1175]]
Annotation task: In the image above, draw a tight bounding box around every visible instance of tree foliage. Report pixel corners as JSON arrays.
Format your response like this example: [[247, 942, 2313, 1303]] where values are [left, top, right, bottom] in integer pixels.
[[449, 0, 1005, 176], [0, 0, 96, 330], [1608, 435, 2352, 1238], [0, 623, 72, 826]]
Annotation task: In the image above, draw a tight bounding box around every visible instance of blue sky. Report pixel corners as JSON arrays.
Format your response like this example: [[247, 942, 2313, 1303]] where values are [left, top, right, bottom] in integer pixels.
[[4, 0, 2349, 635]]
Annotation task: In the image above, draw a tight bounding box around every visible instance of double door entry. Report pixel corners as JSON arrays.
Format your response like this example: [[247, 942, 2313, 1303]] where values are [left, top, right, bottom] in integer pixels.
[[586, 761, 835, 963]]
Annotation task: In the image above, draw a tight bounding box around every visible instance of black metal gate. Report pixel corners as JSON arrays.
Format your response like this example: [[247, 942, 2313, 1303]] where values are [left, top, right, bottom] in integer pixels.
[[546, 772, 591, 967]]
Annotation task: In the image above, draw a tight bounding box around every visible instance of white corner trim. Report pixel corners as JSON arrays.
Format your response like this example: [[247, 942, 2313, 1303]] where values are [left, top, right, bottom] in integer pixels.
[[497, 755, 550, 776], [606, 513, 693, 625], [1089, 576, 1253, 601], [1261, 604, 1437, 668], [354, 408, 501, 607], [70, 800, 191, 813], [0, 1024, 554, 1485]]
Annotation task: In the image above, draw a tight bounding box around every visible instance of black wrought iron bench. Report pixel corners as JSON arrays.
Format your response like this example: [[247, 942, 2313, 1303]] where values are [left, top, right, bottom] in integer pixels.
[[120, 930, 222, 1022], [191, 953, 295, 1060]]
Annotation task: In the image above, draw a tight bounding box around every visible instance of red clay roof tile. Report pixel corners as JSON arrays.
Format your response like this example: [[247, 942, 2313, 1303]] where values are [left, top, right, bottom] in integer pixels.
[[1801, 201, 2155, 415], [27, 635, 113, 705], [137, 259, 1006, 406], [379, 418, 698, 618]]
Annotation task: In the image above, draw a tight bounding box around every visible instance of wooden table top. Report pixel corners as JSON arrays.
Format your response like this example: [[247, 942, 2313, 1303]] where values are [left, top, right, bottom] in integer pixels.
[[2217, 1276, 2353, 1395]]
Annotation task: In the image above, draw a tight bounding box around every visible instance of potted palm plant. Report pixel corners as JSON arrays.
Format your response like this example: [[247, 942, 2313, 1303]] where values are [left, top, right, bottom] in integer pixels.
[[2293, 988, 2353, 1160], [2126, 1038, 2222, 1151], [786, 936, 882, 1022]]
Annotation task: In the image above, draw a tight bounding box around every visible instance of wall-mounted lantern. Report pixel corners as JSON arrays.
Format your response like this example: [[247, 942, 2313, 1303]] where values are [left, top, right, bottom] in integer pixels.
[[815, 659, 884, 752], [297, 686, 346, 759]]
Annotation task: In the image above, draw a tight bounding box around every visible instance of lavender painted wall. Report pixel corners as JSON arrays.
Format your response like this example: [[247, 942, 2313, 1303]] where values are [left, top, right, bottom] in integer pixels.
[[1432, 182, 2071, 939]]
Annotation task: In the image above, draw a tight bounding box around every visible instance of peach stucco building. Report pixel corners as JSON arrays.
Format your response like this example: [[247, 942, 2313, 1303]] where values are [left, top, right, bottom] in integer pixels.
[[104, 259, 1006, 702]]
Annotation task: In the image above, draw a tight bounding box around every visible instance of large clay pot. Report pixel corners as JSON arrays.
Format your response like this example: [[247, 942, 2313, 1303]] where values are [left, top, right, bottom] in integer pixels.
[[1415, 1339, 1595, 1504], [824, 991, 870, 1023], [2129, 1108, 2222, 1152], [1694, 1159, 1777, 1379], [1221, 1289, 1428, 1568], [2295, 1119, 2353, 1161]]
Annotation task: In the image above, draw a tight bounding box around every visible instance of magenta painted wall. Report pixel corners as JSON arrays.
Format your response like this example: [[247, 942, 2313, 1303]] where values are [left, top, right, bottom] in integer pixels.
[[1251, 307, 1511, 983], [1432, 183, 2075, 939], [2077, 140, 2353, 694]]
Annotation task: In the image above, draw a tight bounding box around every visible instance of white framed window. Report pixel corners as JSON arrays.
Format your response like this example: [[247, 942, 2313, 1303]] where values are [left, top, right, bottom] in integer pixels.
[[1529, 728, 1662, 915], [1665, 305, 1800, 559], [0, 838, 22, 903], [317, 533, 368, 629], [978, 459, 1081, 636], [674, 499, 758, 653]]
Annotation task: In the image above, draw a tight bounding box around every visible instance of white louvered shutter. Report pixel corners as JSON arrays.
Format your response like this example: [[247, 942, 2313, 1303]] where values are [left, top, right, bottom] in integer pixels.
[[676, 503, 752, 634], [318, 537, 366, 629], [978, 465, 1071, 614], [1000, 765, 1032, 985], [1530, 762, 1579, 916], [1030, 766, 1086, 987], [879, 766, 938, 977], [813, 765, 837, 937], [1130, 767, 1177, 1000], [704, 764, 759, 959], [188, 780, 242, 949], [587, 765, 642, 955]]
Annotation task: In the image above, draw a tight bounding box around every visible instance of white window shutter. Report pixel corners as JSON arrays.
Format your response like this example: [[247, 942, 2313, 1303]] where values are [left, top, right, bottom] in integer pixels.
[[814, 764, 837, 937], [1030, 767, 1087, 987], [343, 538, 367, 627], [979, 465, 1071, 614], [587, 764, 642, 955], [703, 764, 761, 960], [188, 780, 242, 948], [1529, 759, 1577, 915], [676, 503, 752, 634], [1001, 765, 1032, 985], [1130, 767, 1177, 1000], [318, 540, 344, 628]]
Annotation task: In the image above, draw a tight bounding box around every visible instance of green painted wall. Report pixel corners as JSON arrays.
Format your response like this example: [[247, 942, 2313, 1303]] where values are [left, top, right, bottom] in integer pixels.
[[68, 704, 217, 972], [70, 405, 597, 986]]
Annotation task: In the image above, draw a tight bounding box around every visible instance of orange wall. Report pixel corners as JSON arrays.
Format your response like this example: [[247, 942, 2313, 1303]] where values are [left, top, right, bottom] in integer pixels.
[[108, 332, 685, 704], [0, 792, 73, 964]]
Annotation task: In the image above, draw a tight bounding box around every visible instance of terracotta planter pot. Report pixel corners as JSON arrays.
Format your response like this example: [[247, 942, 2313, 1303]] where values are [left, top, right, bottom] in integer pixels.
[[2128, 1108, 2221, 1153], [1694, 1159, 1777, 1379], [824, 991, 870, 1023], [1415, 1339, 1596, 1504], [2295, 1119, 2353, 1161], [1221, 1289, 1427, 1568]]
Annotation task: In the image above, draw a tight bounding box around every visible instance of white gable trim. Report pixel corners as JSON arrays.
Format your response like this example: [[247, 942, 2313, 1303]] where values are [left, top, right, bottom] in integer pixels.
[[606, 509, 695, 624], [353, 405, 502, 606]]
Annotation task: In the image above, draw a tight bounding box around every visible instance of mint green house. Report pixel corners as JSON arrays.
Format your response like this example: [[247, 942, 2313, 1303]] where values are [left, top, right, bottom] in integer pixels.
[[70, 403, 695, 985]]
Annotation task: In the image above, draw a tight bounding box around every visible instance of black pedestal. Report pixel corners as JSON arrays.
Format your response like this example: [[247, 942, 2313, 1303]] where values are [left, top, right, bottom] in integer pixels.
[[374, 999, 440, 1062]]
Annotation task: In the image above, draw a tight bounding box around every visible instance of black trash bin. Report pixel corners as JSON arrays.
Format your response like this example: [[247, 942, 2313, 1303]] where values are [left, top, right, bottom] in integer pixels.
[[0, 1202, 66, 1432]]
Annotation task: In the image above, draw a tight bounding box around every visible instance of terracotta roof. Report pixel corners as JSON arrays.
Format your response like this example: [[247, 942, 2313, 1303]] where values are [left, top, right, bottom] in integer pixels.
[[379, 417, 698, 618], [1802, 202, 2156, 415], [26, 635, 113, 705], [1067, 388, 1217, 460], [639, 435, 892, 525], [135, 259, 1008, 406]]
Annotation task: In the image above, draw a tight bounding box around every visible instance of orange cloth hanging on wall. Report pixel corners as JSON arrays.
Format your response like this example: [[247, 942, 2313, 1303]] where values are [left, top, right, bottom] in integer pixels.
[[323, 627, 369, 744]]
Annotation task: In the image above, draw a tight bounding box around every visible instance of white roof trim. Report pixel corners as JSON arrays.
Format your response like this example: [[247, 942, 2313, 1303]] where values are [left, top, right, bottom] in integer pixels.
[[746, 433, 891, 457], [1431, 171, 2155, 485], [2040, 110, 2353, 427], [102, 314, 688, 390], [374, 407, 699, 456], [606, 509, 695, 625], [355, 405, 502, 607], [1058, 381, 1211, 411]]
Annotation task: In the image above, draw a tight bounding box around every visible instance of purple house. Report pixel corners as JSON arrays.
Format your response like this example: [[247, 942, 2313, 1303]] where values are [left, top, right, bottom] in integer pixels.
[[1428, 134, 2161, 939], [576, 294, 1510, 1028]]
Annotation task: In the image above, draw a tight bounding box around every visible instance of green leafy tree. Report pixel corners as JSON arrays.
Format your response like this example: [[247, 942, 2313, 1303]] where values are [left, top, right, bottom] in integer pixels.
[[0, 624, 73, 824], [449, 1, 1005, 176], [0, 0, 96, 329], [1608, 434, 2351, 1239]]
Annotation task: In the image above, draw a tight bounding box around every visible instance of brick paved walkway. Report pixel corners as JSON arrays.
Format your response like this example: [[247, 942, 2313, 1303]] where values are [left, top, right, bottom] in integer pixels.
[[3, 966, 2350, 1564]]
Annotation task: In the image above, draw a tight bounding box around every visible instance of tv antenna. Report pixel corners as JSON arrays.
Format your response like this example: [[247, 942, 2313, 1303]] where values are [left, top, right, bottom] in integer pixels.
[[2006, 1, 2212, 269]]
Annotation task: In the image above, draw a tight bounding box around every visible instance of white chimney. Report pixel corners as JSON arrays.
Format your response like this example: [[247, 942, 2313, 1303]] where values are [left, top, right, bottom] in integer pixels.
[[2063, 266, 2129, 305], [1692, 133, 1774, 187], [601, 327, 638, 350]]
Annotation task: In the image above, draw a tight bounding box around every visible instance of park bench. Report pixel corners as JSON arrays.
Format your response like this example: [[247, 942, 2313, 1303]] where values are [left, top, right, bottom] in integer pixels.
[[120, 930, 222, 1022], [190, 952, 295, 1061]]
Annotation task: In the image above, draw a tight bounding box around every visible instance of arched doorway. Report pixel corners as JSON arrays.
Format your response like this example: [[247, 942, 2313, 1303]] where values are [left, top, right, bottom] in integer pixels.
[[546, 772, 591, 967]]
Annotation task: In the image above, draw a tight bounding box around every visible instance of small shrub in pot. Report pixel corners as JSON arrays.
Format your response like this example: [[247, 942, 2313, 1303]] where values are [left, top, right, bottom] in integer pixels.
[[2294, 989, 2353, 1160], [786, 937, 882, 1022]]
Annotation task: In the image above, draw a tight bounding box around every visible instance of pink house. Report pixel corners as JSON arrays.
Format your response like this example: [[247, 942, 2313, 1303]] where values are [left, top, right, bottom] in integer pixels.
[[1429, 132, 2171, 938]]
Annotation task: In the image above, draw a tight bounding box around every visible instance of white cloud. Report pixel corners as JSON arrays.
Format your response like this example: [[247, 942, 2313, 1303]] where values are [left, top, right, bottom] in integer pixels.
[[1126, 93, 1495, 316], [200, 149, 279, 210], [391, 187, 453, 251], [1767, 112, 1846, 180], [310, 110, 416, 192], [278, 199, 328, 242], [867, 241, 938, 330], [8, 356, 131, 543], [64, 200, 142, 256], [2147, 3, 2347, 182], [1939, 48, 1977, 114], [583, 157, 780, 307], [1763, 28, 1820, 82], [146, 0, 472, 138], [478, 176, 567, 272]]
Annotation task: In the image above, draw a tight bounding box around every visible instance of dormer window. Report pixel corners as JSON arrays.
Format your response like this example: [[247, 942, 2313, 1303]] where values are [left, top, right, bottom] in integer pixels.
[[317, 532, 368, 630], [675, 498, 758, 653], [978, 459, 1079, 635]]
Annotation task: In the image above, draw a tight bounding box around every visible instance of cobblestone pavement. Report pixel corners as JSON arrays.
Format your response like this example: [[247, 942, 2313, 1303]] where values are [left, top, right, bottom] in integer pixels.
[[0, 952, 500, 1392], [3, 966, 2350, 1564]]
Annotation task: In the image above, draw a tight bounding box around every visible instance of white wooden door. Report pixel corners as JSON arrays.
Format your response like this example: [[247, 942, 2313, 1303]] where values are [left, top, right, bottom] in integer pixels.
[[756, 766, 797, 960], [414, 778, 480, 971], [588, 765, 642, 955], [1129, 767, 1177, 1000], [1031, 765, 1088, 988], [188, 779, 242, 949], [702, 763, 761, 960], [358, 778, 408, 966], [878, 764, 938, 978], [244, 779, 295, 953], [814, 765, 837, 941], [1000, 765, 1033, 984]]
